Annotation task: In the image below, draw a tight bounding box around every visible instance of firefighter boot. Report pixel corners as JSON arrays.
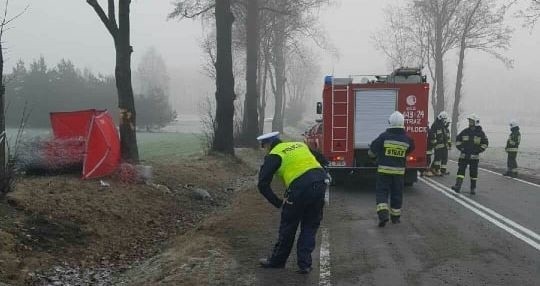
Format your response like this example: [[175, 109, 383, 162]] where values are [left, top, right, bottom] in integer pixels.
[[441, 168, 450, 176], [423, 170, 434, 177], [451, 178, 463, 193], [502, 170, 511, 177], [470, 180, 477, 195], [377, 210, 389, 227], [391, 215, 401, 224]]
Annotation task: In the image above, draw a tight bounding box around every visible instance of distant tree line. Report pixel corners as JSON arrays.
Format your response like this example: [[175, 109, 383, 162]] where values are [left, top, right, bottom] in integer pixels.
[[4, 57, 175, 130]]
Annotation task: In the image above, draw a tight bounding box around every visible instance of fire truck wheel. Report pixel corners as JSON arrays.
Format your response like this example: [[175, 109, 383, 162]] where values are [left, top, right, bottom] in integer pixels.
[[329, 171, 345, 186]]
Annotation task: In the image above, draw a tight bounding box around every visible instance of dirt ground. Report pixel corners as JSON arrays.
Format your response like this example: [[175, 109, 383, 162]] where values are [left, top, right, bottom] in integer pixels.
[[115, 148, 292, 285], [0, 150, 260, 285]]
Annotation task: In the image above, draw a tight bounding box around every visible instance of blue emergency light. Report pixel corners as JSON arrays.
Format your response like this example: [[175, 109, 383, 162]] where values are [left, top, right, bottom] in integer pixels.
[[324, 75, 333, 84]]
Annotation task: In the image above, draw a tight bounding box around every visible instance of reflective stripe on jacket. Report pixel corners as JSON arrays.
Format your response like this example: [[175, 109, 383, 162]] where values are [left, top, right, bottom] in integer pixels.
[[505, 127, 521, 153], [430, 119, 448, 150], [455, 126, 489, 160], [369, 128, 415, 175]]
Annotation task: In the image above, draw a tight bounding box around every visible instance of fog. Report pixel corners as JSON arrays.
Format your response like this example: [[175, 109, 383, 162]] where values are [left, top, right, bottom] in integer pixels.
[[4, 0, 540, 127]]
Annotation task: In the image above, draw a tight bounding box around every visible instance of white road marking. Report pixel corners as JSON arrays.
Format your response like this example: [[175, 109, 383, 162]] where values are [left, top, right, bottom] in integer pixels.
[[449, 159, 540, 188], [420, 177, 540, 251], [425, 177, 540, 242], [325, 184, 330, 205], [319, 227, 331, 286], [319, 184, 331, 285]]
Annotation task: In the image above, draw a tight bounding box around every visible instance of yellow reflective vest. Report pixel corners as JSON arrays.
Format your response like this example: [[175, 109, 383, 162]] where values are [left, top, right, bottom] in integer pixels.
[[270, 142, 322, 187]]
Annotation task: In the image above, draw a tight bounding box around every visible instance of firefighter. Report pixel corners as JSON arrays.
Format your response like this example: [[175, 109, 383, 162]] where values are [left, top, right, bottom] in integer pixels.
[[430, 111, 449, 176], [256, 131, 329, 274], [451, 114, 489, 195], [422, 122, 434, 177], [369, 111, 415, 227], [503, 120, 521, 178], [441, 120, 452, 175]]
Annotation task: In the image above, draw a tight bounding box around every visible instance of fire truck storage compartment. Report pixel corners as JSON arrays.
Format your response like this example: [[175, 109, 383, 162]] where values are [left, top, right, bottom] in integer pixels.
[[354, 89, 397, 149]]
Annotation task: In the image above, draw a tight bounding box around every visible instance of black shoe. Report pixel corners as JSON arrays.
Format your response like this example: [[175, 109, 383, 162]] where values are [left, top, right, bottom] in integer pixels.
[[259, 258, 285, 268], [510, 173, 518, 178], [391, 216, 401, 224], [377, 209, 389, 227], [451, 185, 461, 193], [296, 267, 313, 274], [470, 189, 476, 195], [503, 171, 511, 176]]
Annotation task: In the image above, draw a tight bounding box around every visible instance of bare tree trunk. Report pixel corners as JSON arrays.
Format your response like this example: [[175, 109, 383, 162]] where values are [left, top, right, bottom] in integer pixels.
[[212, 0, 235, 154], [426, 58, 438, 115], [87, 0, 139, 163], [434, 17, 445, 115], [271, 21, 286, 133], [116, 0, 139, 163], [452, 38, 466, 141], [258, 50, 269, 133], [0, 39, 5, 186], [452, 0, 483, 141], [240, 0, 259, 147]]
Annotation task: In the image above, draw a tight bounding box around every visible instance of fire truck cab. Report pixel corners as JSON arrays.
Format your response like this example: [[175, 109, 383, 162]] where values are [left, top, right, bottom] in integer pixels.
[[308, 67, 429, 186]]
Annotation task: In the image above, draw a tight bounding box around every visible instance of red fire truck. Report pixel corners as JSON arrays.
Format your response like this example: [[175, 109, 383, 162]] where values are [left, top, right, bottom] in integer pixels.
[[306, 67, 429, 186]]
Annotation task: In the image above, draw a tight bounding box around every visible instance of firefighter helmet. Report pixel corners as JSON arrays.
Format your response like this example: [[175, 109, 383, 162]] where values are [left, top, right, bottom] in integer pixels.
[[509, 120, 519, 128], [467, 114, 480, 126], [388, 111, 405, 128], [437, 111, 449, 121]]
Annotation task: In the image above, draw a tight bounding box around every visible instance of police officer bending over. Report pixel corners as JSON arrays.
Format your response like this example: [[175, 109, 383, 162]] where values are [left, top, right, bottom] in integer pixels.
[[256, 131, 328, 274], [369, 111, 415, 227]]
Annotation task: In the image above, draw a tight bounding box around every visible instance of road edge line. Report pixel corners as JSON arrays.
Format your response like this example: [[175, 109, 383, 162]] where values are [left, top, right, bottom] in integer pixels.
[[319, 227, 331, 286], [424, 177, 540, 242], [419, 178, 540, 252]]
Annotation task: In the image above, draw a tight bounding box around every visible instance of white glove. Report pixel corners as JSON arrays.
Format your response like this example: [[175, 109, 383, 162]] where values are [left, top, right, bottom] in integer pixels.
[[325, 173, 332, 185]]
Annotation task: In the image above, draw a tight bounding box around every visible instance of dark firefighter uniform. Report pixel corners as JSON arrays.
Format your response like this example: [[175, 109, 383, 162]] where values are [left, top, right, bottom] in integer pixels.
[[257, 135, 328, 274], [369, 126, 415, 227], [504, 125, 521, 178], [422, 125, 434, 177], [430, 118, 448, 175], [451, 119, 489, 194], [441, 121, 452, 175]]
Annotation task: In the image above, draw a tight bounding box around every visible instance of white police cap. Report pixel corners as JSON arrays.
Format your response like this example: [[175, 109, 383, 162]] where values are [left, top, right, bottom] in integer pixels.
[[256, 131, 280, 142]]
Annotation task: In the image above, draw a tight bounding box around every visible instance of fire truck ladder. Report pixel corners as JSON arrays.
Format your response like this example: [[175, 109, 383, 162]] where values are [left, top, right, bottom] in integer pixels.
[[331, 81, 349, 153]]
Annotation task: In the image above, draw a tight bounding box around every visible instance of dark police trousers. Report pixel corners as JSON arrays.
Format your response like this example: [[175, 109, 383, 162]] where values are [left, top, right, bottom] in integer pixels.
[[270, 181, 325, 269], [376, 174, 404, 217], [507, 152, 518, 173], [457, 158, 479, 188]]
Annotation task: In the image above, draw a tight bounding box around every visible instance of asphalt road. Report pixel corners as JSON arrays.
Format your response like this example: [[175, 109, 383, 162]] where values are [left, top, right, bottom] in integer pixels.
[[256, 162, 540, 285]]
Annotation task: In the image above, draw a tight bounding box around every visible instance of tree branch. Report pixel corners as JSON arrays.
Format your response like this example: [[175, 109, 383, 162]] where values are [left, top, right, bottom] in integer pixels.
[[108, 0, 118, 30], [87, 0, 118, 37], [169, 3, 215, 19], [0, 0, 28, 39]]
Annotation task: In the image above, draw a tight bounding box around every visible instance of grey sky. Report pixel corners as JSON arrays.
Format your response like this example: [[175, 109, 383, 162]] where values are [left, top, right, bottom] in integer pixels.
[[4, 0, 540, 124]]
